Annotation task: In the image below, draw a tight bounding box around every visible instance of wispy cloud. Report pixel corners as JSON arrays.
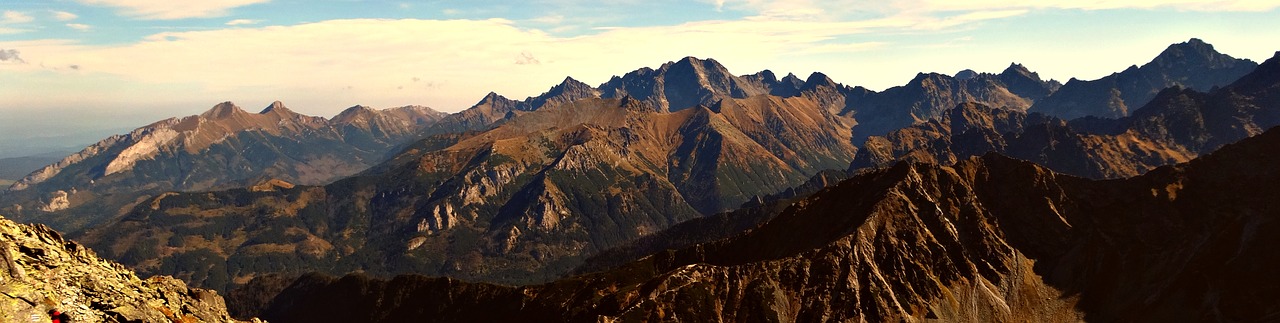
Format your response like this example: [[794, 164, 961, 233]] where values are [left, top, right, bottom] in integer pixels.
[[914, 0, 1280, 12], [76, 0, 270, 20], [66, 23, 93, 31], [2, 11, 35, 24], [225, 19, 261, 26], [0, 14, 1018, 109], [1, 0, 1277, 114], [51, 10, 79, 21]]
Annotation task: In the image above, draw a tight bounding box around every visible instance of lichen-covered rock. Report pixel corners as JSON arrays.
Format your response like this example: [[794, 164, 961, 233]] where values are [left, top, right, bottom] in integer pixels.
[[0, 215, 257, 322]]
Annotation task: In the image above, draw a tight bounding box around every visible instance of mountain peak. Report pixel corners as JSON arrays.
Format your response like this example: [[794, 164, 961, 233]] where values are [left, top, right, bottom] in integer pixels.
[[200, 101, 247, 119], [954, 69, 978, 80], [663, 56, 729, 74], [1149, 38, 1239, 70], [259, 101, 293, 115], [553, 76, 592, 91], [481, 91, 509, 103], [1001, 63, 1033, 77], [340, 104, 374, 113], [801, 72, 837, 90], [755, 69, 778, 83]]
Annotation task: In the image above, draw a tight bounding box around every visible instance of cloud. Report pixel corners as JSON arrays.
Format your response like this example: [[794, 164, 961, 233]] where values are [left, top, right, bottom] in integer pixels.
[[0, 27, 28, 35], [0, 49, 24, 63], [2, 11, 34, 24], [225, 19, 261, 26], [67, 23, 93, 31], [51, 10, 79, 21], [76, 0, 270, 20], [0, 16, 1006, 110], [914, 0, 1280, 12], [1, 0, 1275, 116]]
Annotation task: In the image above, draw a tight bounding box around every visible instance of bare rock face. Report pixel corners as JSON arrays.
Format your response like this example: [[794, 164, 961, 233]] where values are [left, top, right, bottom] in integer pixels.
[[251, 125, 1280, 323], [0, 215, 251, 322], [37, 190, 70, 212]]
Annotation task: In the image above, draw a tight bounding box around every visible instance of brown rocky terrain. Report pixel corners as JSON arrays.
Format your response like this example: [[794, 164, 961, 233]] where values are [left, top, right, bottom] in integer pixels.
[[0, 215, 250, 322], [74, 92, 861, 291], [67, 45, 1267, 294], [0, 101, 448, 232], [250, 124, 1280, 323]]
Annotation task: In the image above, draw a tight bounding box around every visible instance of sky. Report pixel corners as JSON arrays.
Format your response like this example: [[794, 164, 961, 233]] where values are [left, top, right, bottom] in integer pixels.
[[1, 0, 1279, 157]]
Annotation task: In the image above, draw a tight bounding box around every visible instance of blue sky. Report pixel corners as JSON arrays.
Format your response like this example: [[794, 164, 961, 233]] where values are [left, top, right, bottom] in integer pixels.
[[1, 1, 1279, 156]]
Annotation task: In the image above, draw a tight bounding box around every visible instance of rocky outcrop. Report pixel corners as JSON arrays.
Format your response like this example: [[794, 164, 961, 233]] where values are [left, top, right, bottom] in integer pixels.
[[0, 215, 251, 322], [251, 125, 1280, 322], [1030, 38, 1257, 119], [36, 190, 70, 212]]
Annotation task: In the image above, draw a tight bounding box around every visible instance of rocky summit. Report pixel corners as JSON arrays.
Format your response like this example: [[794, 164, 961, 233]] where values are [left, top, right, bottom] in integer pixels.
[[0, 215, 248, 322], [251, 124, 1280, 323]]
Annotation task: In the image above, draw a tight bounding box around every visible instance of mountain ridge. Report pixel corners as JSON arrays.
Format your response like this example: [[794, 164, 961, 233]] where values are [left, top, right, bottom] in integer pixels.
[[1029, 38, 1258, 119], [248, 123, 1280, 323], [1, 101, 447, 231]]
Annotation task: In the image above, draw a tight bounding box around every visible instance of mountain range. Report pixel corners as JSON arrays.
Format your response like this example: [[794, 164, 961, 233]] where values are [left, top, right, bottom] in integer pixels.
[[0, 38, 1271, 320], [0, 102, 446, 230], [250, 120, 1280, 323], [853, 50, 1280, 179], [1029, 38, 1257, 119]]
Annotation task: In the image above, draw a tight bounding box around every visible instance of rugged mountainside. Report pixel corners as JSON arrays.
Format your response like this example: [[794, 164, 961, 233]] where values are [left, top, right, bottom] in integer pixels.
[[75, 93, 860, 291], [65, 45, 1260, 293], [250, 124, 1280, 322], [1030, 38, 1257, 120], [843, 63, 1061, 141], [852, 103, 1193, 179], [0, 102, 446, 231], [855, 51, 1280, 179], [0, 215, 249, 322], [422, 76, 602, 135]]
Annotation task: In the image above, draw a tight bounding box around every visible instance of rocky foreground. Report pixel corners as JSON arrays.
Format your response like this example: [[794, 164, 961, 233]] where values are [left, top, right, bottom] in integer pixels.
[[0, 215, 250, 322]]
